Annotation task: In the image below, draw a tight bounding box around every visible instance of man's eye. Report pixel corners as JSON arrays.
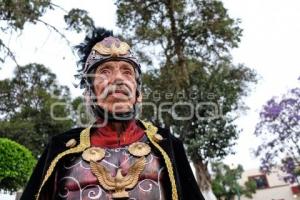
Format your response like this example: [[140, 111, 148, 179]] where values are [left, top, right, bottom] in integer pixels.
[[123, 70, 132, 75], [100, 69, 110, 74]]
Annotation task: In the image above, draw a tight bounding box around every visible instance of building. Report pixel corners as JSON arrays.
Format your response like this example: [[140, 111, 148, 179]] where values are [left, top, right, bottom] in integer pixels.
[[238, 168, 300, 200]]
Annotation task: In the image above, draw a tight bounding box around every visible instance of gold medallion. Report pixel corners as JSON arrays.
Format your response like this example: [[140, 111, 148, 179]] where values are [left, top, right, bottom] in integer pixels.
[[128, 142, 151, 157], [82, 147, 105, 162]]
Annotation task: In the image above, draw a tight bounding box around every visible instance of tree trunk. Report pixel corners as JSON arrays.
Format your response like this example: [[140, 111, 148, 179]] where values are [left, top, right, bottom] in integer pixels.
[[192, 158, 211, 190], [165, 0, 190, 88], [192, 158, 217, 200]]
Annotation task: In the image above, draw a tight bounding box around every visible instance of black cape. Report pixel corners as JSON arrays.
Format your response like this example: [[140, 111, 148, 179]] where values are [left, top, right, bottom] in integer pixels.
[[21, 121, 205, 200]]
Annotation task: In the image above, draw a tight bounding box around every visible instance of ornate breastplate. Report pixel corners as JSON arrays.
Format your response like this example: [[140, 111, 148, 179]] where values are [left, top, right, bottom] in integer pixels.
[[54, 137, 167, 200]]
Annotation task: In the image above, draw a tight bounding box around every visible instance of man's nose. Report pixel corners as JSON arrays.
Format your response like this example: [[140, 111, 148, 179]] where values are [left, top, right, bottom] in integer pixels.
[[110, 69, 124, 82]]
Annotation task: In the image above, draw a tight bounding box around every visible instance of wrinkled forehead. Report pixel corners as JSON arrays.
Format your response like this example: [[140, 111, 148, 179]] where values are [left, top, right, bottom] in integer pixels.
[[96, 60, 135, 70]]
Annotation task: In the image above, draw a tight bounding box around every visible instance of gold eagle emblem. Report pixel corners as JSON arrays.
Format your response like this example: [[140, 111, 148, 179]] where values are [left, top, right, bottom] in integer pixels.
[[92, 42, 130, 57], [90, 156, 146, 199]]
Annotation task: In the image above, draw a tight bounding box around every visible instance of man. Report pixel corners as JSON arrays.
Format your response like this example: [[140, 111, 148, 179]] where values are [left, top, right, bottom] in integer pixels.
[[21, 28, 204, 200]]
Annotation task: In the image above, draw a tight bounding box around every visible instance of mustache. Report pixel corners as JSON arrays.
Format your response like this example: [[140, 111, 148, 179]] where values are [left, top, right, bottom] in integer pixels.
[[100, 83, 133, 99]]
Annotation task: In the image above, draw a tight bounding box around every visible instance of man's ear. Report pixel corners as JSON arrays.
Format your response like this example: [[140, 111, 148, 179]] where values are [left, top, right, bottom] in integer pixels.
[[136, 92, 142, 103]]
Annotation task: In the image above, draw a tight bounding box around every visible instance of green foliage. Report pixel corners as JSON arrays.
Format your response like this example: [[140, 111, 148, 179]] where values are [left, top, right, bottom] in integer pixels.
[[142, 59, 256, 160], [0, 138, 36, 192], [116, 0, 242, 63], [0, 64, 74, 157], [71, 96, 91, 127], [211, 162, 256, 200], [64, 8, 95, 33], [0, 0, 52, 30]]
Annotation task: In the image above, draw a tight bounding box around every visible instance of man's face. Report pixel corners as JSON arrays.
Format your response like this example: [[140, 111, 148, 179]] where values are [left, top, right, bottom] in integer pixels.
[[93, 60, 140, 113]]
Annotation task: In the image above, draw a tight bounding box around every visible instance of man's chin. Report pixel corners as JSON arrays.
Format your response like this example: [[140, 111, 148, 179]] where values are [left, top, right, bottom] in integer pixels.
[[100, 104, 134, 114]]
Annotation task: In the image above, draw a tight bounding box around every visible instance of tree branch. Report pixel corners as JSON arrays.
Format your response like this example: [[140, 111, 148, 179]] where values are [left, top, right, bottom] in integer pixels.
[[49, 2, 68, 13], [37, 19, 71, 47], [0, 39, 19, 67]]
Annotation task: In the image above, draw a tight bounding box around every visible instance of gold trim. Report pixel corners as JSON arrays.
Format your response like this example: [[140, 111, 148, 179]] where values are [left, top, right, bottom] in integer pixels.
[[35, 127, 91, 200], [141, 120, 178, 200]]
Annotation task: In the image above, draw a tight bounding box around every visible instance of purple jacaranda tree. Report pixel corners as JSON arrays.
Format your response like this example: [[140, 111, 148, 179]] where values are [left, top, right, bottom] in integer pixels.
[[254, 81, 300, 184]]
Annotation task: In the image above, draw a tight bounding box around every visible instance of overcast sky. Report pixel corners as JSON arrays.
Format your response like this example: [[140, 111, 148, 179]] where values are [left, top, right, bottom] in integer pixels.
[[222, 0, 300, 169], [1, 0, 300, 170]]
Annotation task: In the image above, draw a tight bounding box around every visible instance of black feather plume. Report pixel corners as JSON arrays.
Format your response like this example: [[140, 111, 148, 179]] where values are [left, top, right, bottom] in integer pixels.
[[75, 27, 113, 72]]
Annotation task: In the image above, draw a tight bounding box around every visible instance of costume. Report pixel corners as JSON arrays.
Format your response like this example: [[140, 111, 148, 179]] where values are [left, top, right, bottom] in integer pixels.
[[21, 29, 204, 200], [21, 120, 204, 200]]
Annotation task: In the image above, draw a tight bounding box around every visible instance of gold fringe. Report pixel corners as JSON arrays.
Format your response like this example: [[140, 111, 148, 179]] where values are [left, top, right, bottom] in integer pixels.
[[141, 121, 178, 200], [35, 127, 91, 200]]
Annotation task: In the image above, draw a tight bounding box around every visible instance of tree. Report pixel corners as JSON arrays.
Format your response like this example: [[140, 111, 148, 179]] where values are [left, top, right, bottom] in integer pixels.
[[0, 0, 94, 65], [0, 63, 74, 157], [116, 0, 256, 194], [70, 96, 91, 127], [0, 138, 36, 192], [116, 0, 243, 86], [211, 162, 256, 200], [254, 82, 300, 184]]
